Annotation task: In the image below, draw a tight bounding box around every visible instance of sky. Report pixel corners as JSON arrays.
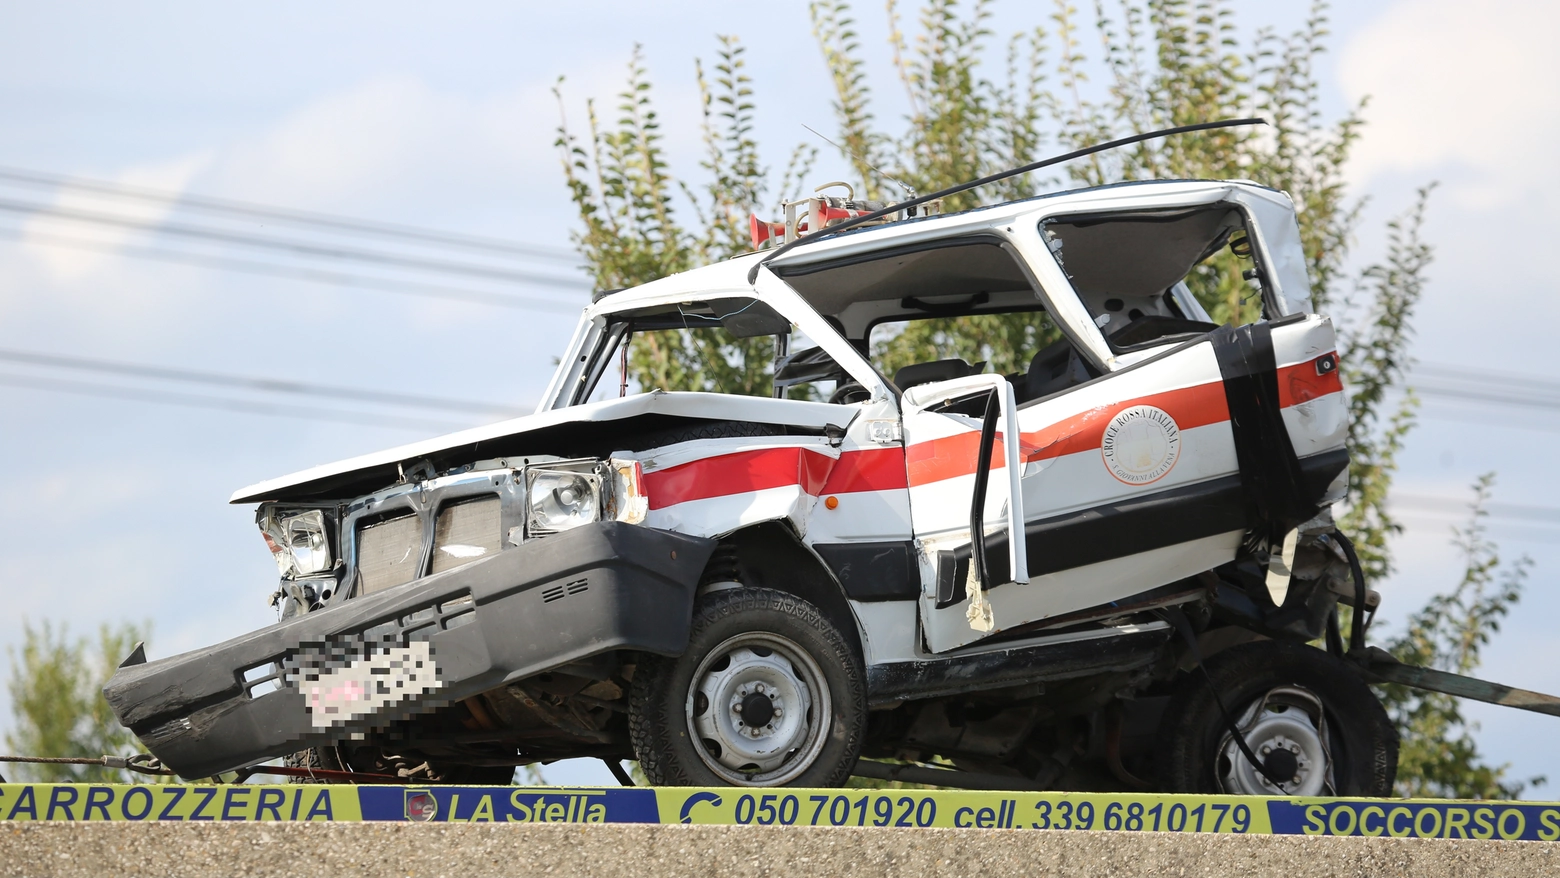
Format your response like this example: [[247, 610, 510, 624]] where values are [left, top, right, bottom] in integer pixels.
[[2, 0, 1559, 792]]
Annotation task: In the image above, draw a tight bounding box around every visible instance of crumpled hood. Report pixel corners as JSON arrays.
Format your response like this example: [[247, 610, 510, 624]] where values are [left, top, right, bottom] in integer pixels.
[[230, 390, 852, 504]]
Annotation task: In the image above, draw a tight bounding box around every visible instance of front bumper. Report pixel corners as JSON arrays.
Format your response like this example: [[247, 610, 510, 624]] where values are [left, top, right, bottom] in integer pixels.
[[104, 522, 716, 779]]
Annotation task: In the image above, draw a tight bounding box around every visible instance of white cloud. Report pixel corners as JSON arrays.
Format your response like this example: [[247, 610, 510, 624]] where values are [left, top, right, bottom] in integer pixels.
[[21, 152, 212, 280], [201, 67, 696, 231], [1339, 0, 1560, 209], [0, 73, 608, 352]]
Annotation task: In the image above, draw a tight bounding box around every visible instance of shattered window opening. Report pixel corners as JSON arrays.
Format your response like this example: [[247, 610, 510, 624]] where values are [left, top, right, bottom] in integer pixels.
[[1041, 204, 1264, 348], [586, 297, 827, 401], [778, 237, 1086, 403]]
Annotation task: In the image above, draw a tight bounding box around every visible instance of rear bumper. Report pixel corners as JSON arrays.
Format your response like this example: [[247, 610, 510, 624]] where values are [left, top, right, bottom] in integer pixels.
[[104, 522, 716, 779]]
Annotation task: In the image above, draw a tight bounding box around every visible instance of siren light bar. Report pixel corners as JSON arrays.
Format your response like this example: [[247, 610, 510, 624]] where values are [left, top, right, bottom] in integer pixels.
[[749, 181, 941, 250]]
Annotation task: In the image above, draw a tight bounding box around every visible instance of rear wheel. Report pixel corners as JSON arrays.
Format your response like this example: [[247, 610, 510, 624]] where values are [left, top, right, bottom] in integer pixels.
[[630, 587, 865, 787], [1158, 640, 1397, 796]]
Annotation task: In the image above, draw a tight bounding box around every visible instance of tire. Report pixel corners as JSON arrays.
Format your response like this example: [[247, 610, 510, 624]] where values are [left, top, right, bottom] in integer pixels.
[[1158, 640, 1397, 796], [629, 586, 866, 787], [283, 746, 344, 783]]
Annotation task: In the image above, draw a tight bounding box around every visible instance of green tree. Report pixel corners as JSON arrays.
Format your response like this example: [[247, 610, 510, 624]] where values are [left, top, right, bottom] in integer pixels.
[[1377, 474, 1540, 799], [556, 1, 1422, 570], [5, 620, 149, 782], [555, 40, 815, 398], [555, 0, 1519, 797]]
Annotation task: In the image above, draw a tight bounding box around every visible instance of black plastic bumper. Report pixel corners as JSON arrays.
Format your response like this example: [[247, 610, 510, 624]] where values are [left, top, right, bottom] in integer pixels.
[[103, 522, 716, 779]]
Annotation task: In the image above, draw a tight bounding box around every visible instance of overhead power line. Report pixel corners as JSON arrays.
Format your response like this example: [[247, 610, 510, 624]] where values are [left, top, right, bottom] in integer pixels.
[[0, 227, 583, 312], [1411, 363, 1560, 414], [0, 372, 465, 432], [0, 196, 591, 289], [0, 164, 579, 263], [0, 348, 525, 417], [1392, 492, 1560, 527]]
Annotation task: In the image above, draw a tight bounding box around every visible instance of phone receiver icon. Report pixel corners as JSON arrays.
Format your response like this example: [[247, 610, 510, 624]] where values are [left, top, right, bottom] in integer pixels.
[[678, 791, 724, 824]]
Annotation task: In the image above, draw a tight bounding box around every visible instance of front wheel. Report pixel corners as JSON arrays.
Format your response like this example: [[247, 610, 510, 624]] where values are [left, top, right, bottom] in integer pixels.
[[629, 587, 866, 787], [1158, 640, 1398, 796]]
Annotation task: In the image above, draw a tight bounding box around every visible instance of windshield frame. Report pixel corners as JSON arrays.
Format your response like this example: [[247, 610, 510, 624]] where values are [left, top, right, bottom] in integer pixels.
[[538, 268, 892, 412]]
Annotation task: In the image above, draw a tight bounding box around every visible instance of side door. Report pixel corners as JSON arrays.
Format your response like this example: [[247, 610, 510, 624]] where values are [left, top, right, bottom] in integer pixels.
[[908, 334, 1245, 653]]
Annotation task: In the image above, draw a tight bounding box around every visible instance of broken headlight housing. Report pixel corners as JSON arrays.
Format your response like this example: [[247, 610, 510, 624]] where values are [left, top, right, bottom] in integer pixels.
[[523, 457, 647, 536], [527, 466, 602, 534], [260, 508, 333, 577]]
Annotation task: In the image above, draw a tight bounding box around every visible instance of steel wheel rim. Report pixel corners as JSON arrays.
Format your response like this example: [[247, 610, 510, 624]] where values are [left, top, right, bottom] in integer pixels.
[[1217, 685, 1335, 796], [685, 631, 831, 786]]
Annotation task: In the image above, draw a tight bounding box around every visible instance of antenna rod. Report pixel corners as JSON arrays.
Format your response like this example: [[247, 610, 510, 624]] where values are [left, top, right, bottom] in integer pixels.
[[802, 123, 916, 199], [748, 117, 1266, 283]]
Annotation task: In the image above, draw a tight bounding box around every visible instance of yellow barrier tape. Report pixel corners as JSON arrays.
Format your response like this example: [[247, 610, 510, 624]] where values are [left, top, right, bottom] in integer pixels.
[[3, 784, 1558, 840], [0, 784, 358, 822]]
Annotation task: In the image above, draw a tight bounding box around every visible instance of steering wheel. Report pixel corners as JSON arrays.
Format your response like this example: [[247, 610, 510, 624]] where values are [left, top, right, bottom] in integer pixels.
[[829, 382, 871, 405]]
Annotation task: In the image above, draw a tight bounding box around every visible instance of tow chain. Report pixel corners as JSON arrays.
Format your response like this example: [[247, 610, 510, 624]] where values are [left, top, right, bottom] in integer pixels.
[[0, 753, 177, 782], [0, 754, 417, 784]]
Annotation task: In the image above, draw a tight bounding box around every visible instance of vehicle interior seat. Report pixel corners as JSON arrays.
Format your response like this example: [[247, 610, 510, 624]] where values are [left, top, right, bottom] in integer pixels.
[[1024, 338, 1097, 402], [893, 358, 985, 391]]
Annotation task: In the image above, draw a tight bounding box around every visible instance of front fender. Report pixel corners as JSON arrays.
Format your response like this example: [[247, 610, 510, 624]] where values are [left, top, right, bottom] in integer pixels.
[[640, 437, 842, 540], [103, 522, 716, 779]]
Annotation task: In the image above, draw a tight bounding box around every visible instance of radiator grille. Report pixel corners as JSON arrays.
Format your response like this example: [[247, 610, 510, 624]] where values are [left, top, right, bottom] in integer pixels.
[[429, 495, 502, 575], [357, 512, 422, 595]]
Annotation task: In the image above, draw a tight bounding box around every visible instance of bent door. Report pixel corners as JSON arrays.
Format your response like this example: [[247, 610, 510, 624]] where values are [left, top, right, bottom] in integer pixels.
[[909, 338, 1245, 652]]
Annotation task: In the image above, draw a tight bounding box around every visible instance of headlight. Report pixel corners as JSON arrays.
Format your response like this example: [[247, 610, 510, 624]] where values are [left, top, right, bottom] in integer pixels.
[[260, 508, 333, 577], [527, 469, 601, 534]]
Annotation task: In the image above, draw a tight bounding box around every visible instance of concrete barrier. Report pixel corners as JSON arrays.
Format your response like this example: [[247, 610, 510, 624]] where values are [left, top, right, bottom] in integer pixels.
[[3, 823, 1559, 878]]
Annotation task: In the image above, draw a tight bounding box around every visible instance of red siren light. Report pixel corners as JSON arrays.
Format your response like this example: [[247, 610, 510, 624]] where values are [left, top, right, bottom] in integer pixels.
[[749, 214, 786, 249], [747, 181, 941, 251]]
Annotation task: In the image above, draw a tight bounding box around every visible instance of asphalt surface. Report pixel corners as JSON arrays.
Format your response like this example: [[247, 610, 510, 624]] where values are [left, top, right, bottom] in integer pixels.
[[3, 823, 1558, 877]]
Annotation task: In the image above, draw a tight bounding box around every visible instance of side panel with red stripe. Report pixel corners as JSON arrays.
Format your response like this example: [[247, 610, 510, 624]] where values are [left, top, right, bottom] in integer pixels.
[[903, 342, 1240, 539], [911, 338, 1244, 651], [638, 436, 840, 538], [636, 401, 913, 549], [909, 315, 1347, 653]]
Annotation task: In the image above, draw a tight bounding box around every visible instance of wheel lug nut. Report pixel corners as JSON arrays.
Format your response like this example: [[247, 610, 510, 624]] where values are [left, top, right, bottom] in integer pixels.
[[1260, 746, 1271, 755]]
